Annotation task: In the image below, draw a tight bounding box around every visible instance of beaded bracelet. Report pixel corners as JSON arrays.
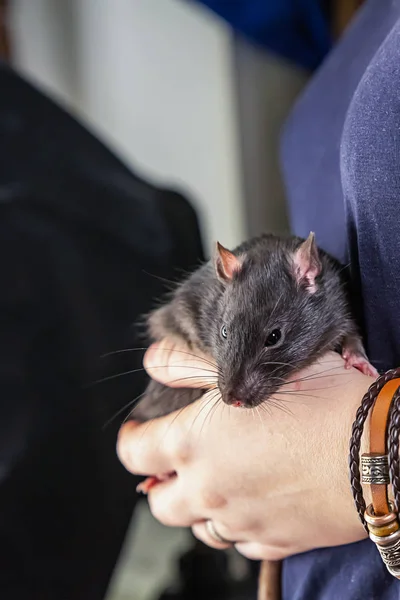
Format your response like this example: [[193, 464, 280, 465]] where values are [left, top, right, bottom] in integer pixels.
[[349, 368, 400, 577]]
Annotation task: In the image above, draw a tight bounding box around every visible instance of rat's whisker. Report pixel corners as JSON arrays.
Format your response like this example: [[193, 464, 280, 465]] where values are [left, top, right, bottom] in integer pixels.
[[268, 397, 296, 418], [273, 390, 328, 402], [192, 389, 218, 420], [279, 381, 351, 393], [264, 395, 294, 414], [89, 367, 149, 386], [203, 395, 221, 433], [189, 388, 220, 435], [89, 364, 219, 386], [255, 406, 266, 436], [142, 270, 179, 287], [258, 401, 272, 418], [158, 404, 191, 448], [263, 375, 287, 383], [101, 347, 217, 370], [195, 393, 219, 438], [151, 375, 218, 388], [282, 366, 353, 386], [138, 417, 157, 442], [206, 390, 222, 420], [260, 361, 298, 369], [101, 391, 148, 430], [337, 261, 351, 274], [265, 290, 284, 329]]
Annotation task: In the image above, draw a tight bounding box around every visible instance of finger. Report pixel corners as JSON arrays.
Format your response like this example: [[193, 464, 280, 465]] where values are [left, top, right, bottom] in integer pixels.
[[147, 476, 200, 527], [192, 520, 235, 550], [117, 418, 183, 476], [144, 338, 217, 389]]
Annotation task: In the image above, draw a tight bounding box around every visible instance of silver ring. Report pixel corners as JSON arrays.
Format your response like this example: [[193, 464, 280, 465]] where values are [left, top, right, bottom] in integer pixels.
[[205, 519, 233, 545]]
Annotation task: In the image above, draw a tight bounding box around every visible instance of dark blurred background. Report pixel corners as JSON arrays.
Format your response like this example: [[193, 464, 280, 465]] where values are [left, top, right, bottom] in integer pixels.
[[0, 1, 362, 599]]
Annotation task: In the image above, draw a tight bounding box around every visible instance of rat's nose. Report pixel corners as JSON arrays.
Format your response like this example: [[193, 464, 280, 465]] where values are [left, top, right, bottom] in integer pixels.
[[224, 391, 244, 408]]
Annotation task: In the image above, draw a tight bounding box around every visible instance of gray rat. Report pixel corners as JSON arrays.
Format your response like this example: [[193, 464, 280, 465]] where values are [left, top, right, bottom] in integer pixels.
[[134, 231, 377, 422], [133, 232, 377, 600]]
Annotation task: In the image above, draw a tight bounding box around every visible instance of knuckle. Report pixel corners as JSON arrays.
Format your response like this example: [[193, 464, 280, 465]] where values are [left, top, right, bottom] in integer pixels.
[[117, 423, 160, 476], [240, 516, 261, 534], [164, 430, 192, 466], [173, 439, 193, 465], [116, 443, 132, 471], [199, 488, 227, 511], [130, 444, 153, 474], [117, 436, 139, 473]]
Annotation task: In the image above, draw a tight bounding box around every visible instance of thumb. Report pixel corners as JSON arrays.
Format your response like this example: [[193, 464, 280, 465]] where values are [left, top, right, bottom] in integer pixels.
[[143, 338, 217, 389]]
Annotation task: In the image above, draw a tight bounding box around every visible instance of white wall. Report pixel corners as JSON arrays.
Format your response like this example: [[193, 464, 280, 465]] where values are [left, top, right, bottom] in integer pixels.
[[234, 38, 308, 238], [9, 0, 247, 256], [9, 0, 308, 257]]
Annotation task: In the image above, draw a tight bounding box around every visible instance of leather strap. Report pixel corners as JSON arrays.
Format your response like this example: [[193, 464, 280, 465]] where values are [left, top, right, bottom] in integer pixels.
[[370, 379, 400, 515]]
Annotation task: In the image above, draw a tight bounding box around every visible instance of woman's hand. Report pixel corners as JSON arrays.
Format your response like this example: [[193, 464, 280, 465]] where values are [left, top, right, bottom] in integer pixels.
[[117, 338, 373, 560]]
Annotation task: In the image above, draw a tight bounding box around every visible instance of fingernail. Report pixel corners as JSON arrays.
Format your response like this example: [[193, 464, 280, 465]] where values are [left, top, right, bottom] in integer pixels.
[[136, 484, 146, 495], [136, 476, 158, 495]]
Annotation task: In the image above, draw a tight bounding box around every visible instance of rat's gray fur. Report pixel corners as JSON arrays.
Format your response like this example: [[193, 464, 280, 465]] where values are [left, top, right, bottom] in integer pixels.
[[134, 233, 365, 421]]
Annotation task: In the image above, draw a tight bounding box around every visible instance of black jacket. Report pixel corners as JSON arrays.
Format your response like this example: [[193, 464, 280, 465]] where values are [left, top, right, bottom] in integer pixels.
[[0, 64, 204, 600]]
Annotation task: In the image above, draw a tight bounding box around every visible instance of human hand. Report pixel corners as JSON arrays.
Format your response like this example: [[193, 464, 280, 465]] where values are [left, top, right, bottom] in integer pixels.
[[117, 339, 373, 560]]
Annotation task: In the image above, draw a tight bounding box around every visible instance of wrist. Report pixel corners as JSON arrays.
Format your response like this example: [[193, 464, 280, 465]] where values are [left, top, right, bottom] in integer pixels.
[[278, 355, 374, 550], [349, 369, 400, 579], [333, 369, 373, 542], [357, 378, 373, 509]]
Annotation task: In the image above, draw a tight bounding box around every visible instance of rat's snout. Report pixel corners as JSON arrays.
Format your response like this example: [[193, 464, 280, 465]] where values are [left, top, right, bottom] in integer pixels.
[[220, 368, 283, 409], [219, 361, 283, 409], [222, 390, 245, 408]]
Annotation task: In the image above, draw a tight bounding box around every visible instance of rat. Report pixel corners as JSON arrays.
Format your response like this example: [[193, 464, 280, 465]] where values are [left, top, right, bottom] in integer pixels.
[[132, 231, 378, 600], [134, 231, 377, 420]]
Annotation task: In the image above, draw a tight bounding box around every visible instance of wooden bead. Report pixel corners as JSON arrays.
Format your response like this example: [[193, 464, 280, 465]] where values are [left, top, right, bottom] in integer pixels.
[[368, 520, 400, 537]]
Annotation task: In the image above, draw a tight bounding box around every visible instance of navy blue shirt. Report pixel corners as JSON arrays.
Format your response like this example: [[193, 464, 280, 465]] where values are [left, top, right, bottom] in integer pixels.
[[281, 0, 400, 597]]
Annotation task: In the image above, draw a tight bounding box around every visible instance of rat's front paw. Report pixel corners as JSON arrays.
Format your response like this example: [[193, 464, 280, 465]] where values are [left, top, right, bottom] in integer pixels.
[[342, 351, 379, 378]]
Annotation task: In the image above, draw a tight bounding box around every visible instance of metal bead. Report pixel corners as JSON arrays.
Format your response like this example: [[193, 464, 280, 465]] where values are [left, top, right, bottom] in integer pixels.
[[370, 530, 400, 578], [369, 528, 400, 546], [361, 454, 390, 485], [387, 563, 400, 578], [365, 504, 397, 527]]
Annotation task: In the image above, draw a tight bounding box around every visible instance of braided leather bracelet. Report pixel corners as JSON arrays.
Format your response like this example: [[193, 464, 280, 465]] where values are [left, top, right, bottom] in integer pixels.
[[389, 389, 400, 513], [349, 368, 400, 577], [349, 368, 400, 529]]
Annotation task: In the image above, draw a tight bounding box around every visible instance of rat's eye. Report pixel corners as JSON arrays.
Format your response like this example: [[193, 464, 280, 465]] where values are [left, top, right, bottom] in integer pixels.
[[220, 325, 228, 339], [265, 329, 281, 347]]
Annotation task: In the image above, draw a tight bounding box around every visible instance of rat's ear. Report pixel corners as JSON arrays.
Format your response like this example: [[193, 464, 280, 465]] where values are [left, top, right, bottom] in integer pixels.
[[293, 232, 321, 293], [214, 242, 242, 282]]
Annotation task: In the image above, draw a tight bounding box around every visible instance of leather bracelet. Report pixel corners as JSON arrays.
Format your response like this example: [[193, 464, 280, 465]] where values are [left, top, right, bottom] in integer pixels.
[[349, 369, 400, 577], [349, 367, 400, 530], [388, 387, 400, 518], [363, 379, 399, 515]]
